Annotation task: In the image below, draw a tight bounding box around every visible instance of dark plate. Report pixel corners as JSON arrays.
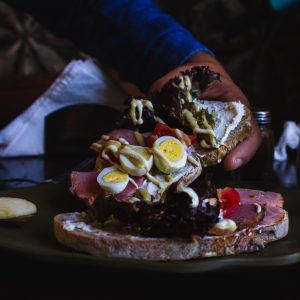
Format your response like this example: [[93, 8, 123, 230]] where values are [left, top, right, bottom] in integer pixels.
[[0, 181, 299, 274]]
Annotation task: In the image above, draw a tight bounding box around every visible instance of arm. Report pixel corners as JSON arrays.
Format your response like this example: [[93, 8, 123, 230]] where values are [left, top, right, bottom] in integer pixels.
[[7, 0, 212, 92], [7, 0, 261, 170]]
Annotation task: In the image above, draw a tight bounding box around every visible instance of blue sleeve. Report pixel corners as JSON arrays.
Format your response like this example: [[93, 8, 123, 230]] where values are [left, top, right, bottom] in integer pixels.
[[7, 0, 213, 91], [269, 0, 299, 11]]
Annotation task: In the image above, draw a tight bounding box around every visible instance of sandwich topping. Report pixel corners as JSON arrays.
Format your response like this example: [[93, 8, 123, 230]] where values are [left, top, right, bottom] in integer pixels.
[[130, 98, 164, 126], [93, 132, 191, 196], [130, 98, 153, 125], [70, 66, 252, 238], [153, 136, 187, 174], [176, 184, 199, 208], [182, 108, 216, 148], [97, 166, 129, 194], [120, 145, 153, 176]]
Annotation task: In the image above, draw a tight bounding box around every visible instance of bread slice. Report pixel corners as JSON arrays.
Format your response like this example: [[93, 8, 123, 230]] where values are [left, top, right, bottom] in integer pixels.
[[54, 209, 288, 261], [190, 100, 252, 167]]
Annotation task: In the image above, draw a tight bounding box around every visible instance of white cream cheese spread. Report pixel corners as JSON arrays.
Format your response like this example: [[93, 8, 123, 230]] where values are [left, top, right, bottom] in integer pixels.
[[194, 100, 245, 147]]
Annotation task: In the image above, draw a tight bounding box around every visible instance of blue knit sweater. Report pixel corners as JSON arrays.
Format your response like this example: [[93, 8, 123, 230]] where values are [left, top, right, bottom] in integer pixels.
[[7, 0, 212, 91]]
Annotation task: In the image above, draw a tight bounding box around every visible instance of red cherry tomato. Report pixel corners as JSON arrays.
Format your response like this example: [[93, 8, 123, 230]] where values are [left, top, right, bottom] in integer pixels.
[[218, 187, 240, 217], [153, 123, 176, 137], [153, 123, 196, 146]]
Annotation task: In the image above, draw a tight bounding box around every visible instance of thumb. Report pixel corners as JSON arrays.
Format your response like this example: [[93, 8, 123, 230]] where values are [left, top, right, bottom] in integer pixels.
[[223, 119, 262, 171]]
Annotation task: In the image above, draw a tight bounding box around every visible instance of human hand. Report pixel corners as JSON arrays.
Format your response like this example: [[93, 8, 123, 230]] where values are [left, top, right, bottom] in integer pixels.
[[150, 52, 261, 171]]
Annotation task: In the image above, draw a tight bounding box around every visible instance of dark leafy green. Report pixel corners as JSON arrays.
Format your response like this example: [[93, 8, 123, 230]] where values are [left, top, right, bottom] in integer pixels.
[[152, 66, 220, 125], [88, 174, 220, 237]]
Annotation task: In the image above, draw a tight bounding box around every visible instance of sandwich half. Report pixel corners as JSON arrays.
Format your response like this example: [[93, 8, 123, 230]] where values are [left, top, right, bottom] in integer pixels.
[[55, 187, 288, 260], [54, 67, 288, 260], [151, 66, 252, 167]]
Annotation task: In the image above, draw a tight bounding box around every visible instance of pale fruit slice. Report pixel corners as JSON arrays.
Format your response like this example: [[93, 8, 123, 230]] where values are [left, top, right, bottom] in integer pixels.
[[0, 197, 37, 221]]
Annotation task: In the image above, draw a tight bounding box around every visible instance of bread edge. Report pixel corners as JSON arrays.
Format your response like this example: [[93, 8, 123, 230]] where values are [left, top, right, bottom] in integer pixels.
[[54, 209, 288, 261]]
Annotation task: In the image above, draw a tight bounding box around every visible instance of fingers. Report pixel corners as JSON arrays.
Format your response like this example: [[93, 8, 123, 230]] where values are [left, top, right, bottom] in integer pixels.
[[199, 80, 225, 100], [223, 119, 262, 171], [200, 78, 250, 107], [200, 78, 260, 171]]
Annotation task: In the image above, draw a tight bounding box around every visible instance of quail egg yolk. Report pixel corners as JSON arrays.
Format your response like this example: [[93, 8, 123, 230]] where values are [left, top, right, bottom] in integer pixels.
[[97, 166, 129, 194], [103, 170, 128, 183], [153, 136, 187, 174], [158, 139, 184, 162]]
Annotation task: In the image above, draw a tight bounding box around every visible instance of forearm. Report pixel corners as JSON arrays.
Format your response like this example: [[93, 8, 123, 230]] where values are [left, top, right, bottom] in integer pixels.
[[7, 0, 213, 92]]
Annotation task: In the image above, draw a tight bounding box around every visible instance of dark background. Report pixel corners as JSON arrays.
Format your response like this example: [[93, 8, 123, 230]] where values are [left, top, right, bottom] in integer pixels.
[[159, 0, 300, 141], [0, 2, 300, 297], [0, 0, 300, 142], [1, 247, 300, 299], [0, 0, 299, 187], [1, 0, 300, 141]]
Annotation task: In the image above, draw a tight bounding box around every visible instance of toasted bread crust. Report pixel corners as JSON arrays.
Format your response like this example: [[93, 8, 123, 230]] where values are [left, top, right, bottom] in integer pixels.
[[54, 208, 288, 261], [200, 106, 252, 167]]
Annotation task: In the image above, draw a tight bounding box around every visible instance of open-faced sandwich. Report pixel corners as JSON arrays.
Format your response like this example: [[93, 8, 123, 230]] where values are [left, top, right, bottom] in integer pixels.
[[54, 67, 288, 260]]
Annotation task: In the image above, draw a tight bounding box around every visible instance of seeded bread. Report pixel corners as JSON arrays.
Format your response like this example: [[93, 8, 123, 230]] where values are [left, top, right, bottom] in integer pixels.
[[54, 209, 288, 261]]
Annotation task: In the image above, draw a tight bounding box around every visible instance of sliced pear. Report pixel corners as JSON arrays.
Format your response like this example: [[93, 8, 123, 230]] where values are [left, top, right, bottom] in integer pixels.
[[0, 197, 37, 221]]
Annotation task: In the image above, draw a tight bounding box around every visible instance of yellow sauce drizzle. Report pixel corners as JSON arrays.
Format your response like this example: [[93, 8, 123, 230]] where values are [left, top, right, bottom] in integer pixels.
[[134, 130, 146, 146], [182, 109, 216, 148], [130, 99, 154, 125]]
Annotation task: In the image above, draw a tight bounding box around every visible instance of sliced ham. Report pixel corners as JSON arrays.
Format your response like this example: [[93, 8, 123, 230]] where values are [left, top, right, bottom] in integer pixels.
[[114, 176, 145, 202], [71, 171, 145, 205], [236, 188, 284, 208], [145, 134, 158, 147], [225, 188, 286, 229], [261, 205, 286, 226], [228, 203, 265, 229], [93, 129, 139, 149], [107, 129, 138, 145], [71, 171, 103, 206]]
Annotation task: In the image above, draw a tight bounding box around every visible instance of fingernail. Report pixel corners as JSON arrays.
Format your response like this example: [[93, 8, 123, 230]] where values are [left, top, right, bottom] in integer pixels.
[[232, 158, 243, 170]]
